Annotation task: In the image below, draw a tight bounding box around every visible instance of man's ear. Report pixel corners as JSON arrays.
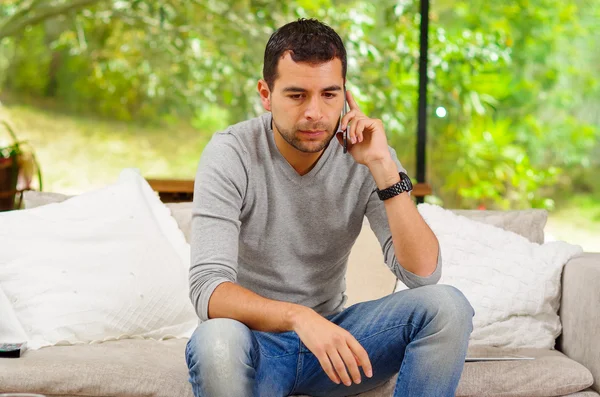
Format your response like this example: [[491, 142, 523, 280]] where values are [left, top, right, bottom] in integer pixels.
[[257, 79, 271, 111]]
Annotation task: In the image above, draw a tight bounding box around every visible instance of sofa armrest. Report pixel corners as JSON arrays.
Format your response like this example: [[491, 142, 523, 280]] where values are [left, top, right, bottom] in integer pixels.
[[557, 252, 600, 393]]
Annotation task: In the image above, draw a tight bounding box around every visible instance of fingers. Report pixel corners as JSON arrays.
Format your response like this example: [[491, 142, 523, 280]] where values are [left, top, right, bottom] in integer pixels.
[[346, 89, 361, 112], [340, 111, 362, 144], [348, 117, 369, 145], [328, 348, 353, 386], [316, 350, 341, 385], [336, 342, 363, 385], [301, 315, 373, 387], [340, 109, 359, 132], [323, 334, 372, 387], [347, 337, 373, 378]]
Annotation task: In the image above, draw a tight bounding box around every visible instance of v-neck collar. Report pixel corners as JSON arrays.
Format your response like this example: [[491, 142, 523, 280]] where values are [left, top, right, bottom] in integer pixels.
[[263, 113, 336, 186]]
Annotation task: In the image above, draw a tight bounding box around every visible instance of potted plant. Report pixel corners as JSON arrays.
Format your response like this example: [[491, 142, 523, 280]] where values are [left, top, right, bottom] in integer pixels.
[[0, 118, 43, 211]]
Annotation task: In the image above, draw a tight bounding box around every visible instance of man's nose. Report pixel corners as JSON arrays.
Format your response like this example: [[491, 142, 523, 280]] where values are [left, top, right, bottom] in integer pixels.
[[304, 96, 324, 121]]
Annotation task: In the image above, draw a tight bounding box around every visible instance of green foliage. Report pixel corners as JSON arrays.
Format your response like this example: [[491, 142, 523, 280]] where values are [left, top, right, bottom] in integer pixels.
[[4, 25, 51, 96], [0, 0, 598, 209], [435, 117, 560, 210], [5, 103, 209, 194], [191, 105, 231, 134]]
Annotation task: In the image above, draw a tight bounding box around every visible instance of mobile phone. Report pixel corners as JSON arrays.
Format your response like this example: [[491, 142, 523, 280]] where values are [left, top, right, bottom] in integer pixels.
[[336, 86, 349, 153], [0, 342, 27, 358]]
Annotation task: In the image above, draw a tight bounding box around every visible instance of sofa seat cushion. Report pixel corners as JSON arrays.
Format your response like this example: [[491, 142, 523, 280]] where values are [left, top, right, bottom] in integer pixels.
[[297, 346, 594, 397], [0, 341, 593, 397], [456, 346, 593, 396], [563, 391, 600, 397], [0, 338, 194, 397]]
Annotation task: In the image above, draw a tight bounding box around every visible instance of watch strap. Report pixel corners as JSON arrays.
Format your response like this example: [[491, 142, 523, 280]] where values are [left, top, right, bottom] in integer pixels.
[[376, 172, 413, 200]]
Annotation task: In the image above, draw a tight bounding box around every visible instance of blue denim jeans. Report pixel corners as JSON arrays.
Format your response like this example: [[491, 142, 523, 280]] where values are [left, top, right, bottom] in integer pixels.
[[185, 284, 474, 397]]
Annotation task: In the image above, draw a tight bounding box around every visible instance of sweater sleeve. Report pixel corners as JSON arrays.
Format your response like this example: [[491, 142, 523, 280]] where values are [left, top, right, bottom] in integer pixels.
[[364, 146, 442, 288], [189, 133, 248, 322]]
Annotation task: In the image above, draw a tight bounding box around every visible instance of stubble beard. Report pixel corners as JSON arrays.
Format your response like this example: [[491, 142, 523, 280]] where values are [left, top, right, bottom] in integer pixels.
[[273, 118, 335, 154]]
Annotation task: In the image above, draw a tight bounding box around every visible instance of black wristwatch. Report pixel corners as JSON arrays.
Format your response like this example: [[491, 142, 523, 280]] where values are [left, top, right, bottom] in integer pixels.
[[376, 172, 413, 200]]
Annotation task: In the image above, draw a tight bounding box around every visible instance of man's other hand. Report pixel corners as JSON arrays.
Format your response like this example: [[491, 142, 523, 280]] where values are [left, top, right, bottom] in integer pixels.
[[291, 306, 373, 386]]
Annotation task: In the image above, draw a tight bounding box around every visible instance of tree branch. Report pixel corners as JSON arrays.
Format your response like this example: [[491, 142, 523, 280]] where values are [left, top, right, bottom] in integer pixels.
[[7, 0, 44, 27], [0, 0, 108, 40], [93, 10, 193, 34]]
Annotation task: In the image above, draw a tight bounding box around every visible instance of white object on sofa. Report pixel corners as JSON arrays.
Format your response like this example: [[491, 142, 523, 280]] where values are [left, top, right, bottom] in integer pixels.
[[0, 169, 197, 349], [397, 203, 583, 349]]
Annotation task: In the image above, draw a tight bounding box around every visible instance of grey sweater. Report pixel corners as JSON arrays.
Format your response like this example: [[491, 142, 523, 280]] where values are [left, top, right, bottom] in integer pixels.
[[189, 112, 441, 323]]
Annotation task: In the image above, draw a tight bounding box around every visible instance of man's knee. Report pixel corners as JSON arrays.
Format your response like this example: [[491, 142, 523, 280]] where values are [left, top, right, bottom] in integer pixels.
[[186, 318, 254, 374], [400, 284, 474, 332]]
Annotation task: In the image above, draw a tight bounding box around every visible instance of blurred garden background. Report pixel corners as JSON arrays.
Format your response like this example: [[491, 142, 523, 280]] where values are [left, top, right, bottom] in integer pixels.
[[0, 0, 598, 250]]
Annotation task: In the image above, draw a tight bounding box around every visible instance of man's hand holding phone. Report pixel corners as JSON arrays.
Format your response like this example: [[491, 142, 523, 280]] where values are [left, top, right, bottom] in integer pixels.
[[336, 89, 392, 168], [291, 306, 373, 386]]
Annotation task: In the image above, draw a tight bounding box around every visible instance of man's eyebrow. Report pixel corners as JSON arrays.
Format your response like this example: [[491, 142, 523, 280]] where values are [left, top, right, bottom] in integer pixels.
[[282, 85, 342, 93]]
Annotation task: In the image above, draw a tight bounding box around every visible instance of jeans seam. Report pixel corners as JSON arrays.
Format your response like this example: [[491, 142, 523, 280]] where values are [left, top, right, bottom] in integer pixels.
[[289, 338, 304, 396], [251, 336, 259, 369], [355, 322, 418, 345]]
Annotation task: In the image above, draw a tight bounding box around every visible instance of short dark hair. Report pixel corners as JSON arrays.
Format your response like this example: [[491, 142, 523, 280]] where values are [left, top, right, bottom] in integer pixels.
[[263, 18, 347, 91]]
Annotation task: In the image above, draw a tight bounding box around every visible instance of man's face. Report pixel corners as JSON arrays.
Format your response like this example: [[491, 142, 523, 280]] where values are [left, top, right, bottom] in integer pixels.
[[266, 52, 345, 154]]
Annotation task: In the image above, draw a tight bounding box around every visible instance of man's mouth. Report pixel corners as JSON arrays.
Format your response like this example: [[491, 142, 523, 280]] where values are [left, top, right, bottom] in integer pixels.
[[299, 130, 325, 137]]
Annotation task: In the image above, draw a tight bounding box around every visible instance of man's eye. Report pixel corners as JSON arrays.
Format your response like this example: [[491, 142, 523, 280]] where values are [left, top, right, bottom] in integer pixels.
[[289, 94, 303, 99], [324, 93, 335, 98]]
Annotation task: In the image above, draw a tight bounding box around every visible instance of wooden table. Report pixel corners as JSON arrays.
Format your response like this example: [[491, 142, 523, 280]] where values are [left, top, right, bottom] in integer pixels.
[[147, 179, 432, 203]]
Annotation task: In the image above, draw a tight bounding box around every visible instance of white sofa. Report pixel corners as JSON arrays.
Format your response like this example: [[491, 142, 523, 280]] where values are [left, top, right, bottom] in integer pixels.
[[0, 194, 598, 396]]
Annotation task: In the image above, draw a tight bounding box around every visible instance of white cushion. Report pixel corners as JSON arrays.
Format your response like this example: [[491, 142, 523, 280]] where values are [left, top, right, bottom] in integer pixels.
[[398, 203, 583, 349], [0, 169, 197, 349]]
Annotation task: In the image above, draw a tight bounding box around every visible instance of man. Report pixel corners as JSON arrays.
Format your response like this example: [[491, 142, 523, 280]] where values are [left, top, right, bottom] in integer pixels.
[[185, 18, 474, 397]]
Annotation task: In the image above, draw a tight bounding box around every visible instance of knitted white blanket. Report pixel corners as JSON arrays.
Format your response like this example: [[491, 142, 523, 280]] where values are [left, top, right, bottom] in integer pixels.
[[414, 204, 583, 349]]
